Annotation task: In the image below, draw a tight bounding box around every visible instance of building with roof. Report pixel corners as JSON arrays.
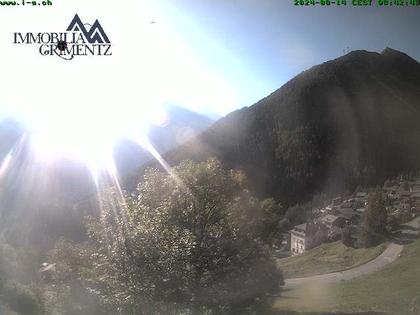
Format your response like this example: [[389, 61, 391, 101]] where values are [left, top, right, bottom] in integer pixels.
[[412, 193, 420, 214], [356, 192, 367, 199], [290, 223, 307, 255], [320, 214, 339, 228], [338, 208, 360, 224]]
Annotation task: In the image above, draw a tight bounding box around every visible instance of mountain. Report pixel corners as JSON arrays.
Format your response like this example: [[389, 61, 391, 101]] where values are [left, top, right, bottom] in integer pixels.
[[114, 105, 214, 174], [128, 48, 420, 206]]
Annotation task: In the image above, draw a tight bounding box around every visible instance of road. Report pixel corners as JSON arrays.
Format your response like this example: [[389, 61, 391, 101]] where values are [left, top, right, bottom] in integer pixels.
[[284, 216, 420, 288]]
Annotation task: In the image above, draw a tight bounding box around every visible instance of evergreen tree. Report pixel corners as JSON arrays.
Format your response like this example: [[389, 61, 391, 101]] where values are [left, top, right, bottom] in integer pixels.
[[361, 187, 387, 247]]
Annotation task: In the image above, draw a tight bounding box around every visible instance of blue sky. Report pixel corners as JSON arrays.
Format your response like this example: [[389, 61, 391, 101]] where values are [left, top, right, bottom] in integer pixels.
[[155, 1, 420, 115]]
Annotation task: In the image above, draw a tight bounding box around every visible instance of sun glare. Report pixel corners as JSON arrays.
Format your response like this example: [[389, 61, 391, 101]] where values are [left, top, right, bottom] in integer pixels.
[[26, 102, 169, 173], [0, 0, 240, 181]]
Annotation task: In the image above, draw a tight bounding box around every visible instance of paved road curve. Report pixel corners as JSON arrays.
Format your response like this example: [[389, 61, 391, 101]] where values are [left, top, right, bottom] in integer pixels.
[[284, 217, 420, 288]]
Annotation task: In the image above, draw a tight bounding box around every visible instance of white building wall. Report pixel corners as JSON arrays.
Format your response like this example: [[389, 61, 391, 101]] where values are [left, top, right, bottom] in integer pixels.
[[291, 233, 305, 255]]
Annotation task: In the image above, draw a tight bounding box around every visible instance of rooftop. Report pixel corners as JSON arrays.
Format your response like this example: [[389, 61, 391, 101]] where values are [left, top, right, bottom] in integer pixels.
[[339, 208, 359, 220], [321, 215, 339, 225], [293, 223, 307, 231]]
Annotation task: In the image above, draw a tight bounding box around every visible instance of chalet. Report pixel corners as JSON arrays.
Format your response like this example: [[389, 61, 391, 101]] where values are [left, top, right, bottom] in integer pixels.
[[320, 214, 340, 228], [383, 185, 397, 193], [332, 197, 343, 206], [290, 223, 307, 255], [39, 263, 56, 281], [330, 207, 340, 215], [412, 193, 420, 214], [39, 263, 56, 273], [356, 192, 367, 199], [325, 205, 340, 215], [338, 208, 360, 224], [397, 189, 411, 198], [281, 233, 290, 247], [328, 226, 342, 241], [340, 200, 353, 209], [384, 187, 398, 199], [355, 192, 368, 206], [356, 207, 366, 215], [353, 198, 365, 209]]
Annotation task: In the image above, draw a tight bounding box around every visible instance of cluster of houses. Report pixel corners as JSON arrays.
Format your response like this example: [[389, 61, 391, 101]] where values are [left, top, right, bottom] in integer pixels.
[[289, 175, 420, 255]]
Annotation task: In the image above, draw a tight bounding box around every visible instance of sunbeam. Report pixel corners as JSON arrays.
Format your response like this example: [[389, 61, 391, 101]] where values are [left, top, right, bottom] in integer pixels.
[[134, 135, 186, 189], [0, 151, 12, 176]]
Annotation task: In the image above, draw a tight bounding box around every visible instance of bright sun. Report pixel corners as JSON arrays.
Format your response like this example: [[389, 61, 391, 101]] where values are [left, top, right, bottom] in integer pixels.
[[0, 1, 239, 176], [26, 102, 168, 172]]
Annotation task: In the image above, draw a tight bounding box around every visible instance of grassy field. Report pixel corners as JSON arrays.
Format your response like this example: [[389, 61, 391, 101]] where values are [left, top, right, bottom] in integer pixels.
[[273, 239, 420, 315], [277, 241, 387, 279]]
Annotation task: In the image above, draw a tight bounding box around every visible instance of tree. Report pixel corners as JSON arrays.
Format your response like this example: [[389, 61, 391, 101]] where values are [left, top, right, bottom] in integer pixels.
[[278, 218, 291, 232], [0, 236, 44, 315], [341, 225, 353, 247], [260, 198, 284, 244], [60, 159, 282, 315], [305, 222, 327, 249], [229, 194, 284, 247], [383, 179, 394, 188], [46, 239, 106, 315], [410, 293, 420, 315], [361, 187, 387, 247]]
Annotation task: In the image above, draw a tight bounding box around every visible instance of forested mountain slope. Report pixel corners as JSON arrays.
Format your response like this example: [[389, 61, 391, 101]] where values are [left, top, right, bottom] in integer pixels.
[[129, 48, 420, 206]]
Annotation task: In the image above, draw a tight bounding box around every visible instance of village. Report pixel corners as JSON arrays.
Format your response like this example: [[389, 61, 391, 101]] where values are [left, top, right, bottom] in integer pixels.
[[287, 174, 420, 256]]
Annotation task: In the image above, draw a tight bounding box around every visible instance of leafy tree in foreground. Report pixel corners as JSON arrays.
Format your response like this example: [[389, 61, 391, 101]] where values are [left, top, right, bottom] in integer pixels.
[[0, 236, 44, 315], [58, 159, 282, 315], [45, 239, 106, 315]]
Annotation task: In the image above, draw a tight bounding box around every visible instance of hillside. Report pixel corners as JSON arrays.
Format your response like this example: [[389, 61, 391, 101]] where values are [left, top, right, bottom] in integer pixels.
[[128, 48, 420, 206], [277, 241, 386, 279], [274, 237, 420, 314]]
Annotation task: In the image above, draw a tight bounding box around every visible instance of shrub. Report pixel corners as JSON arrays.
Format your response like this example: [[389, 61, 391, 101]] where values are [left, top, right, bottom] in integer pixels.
[[2, 281, 43, 315]]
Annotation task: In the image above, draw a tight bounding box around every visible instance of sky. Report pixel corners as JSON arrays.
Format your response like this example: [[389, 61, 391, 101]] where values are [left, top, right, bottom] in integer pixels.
[[0, 0, 419, 161], [160, 0, 420, 114]]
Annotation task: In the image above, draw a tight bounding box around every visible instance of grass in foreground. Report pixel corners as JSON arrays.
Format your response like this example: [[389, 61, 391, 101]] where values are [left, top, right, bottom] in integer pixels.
[[277, 241, 387, 279], [274, 239, 420, 315]]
